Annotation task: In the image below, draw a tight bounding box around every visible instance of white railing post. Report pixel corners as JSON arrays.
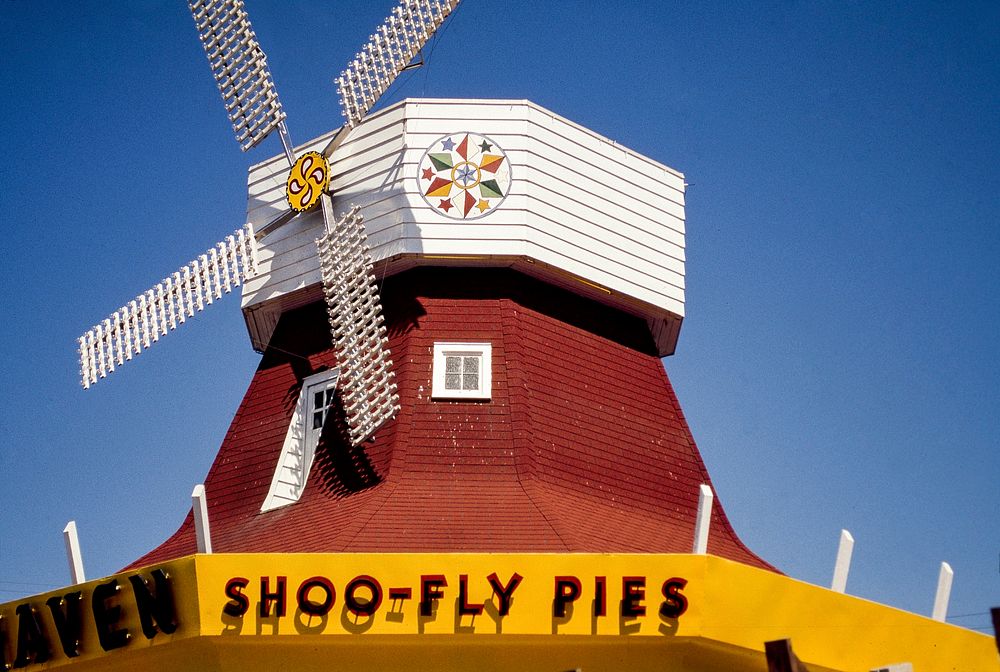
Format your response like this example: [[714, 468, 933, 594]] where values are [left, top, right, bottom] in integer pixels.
[[830, 529, 854, 593], [62, 521, 86, 584], [191, 484, 213, 554], [692, 484, 714, 554], [931, 562, 953, 622]]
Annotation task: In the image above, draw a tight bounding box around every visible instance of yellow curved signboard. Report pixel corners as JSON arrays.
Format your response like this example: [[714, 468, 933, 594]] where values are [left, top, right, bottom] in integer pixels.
[[1, 553, 996, 671]]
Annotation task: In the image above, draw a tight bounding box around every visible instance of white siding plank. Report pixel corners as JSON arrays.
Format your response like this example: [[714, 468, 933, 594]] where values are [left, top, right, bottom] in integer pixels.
[[242, 98, 687, 355]]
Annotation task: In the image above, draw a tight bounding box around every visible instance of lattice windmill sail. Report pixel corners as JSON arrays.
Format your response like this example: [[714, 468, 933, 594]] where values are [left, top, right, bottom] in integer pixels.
[[77, 0, 461, 446], [317, 202, 400, 445], [78, 227, 257, 389], [189, 0, 291, 157], [337, 0, 459, 128]]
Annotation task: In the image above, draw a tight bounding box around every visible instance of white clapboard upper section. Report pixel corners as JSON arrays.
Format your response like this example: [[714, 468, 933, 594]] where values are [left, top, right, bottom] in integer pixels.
[[241, 99, 686, 355]]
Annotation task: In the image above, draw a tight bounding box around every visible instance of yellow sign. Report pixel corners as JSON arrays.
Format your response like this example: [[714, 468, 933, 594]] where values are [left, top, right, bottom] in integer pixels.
[[285, 151, 330, 212], [0, 557, 197, 670], [204, 554, 690, 638], [1, 554, 996, 672]]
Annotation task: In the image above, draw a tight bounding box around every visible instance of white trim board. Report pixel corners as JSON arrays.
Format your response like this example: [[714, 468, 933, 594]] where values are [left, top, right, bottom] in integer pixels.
[[261, 368, 340, 512]]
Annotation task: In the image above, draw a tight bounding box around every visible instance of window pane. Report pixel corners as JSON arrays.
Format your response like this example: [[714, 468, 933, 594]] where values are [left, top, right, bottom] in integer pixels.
[[313, 391, 324, 410], [313, 411, 323, 429], [462, 372, 479, 390], [445, 356, 461, 373], [445, 373, 461, 389], [325, 389, 334, 406], [463, 356, 479, 374]]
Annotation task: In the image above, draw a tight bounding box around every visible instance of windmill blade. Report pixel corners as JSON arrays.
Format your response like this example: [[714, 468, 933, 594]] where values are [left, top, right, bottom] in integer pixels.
[[316, 199, 399, 445], [78, 226, 257, 389], [337, 0, 461, 128], [189, 0, 294, 160]]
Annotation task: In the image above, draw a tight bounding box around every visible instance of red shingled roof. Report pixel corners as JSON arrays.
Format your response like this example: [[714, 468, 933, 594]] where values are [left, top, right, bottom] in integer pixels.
[[128, 269, 773, 571]]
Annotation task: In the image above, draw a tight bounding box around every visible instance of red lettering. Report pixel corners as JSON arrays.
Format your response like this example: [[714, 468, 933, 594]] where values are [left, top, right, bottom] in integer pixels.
[[259, 576, 287, 618], [553, 576, 582, 618], [296, 577, 335, 616], [419, 575, 447, 617], [223, 577, 250, 617], [458, 575, 484, 616], [594, 576, 606, 617], [345, 576, 382, 616], [659, 577, 688, 619], [388, 587, 412, 601], [621, 576, 646, 617], [487, 572, 523, 617]]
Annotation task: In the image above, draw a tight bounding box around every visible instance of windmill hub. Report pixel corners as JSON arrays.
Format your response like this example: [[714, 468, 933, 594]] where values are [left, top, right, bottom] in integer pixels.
[[77, 0, 463, 443], [286, 151, 331, 213]]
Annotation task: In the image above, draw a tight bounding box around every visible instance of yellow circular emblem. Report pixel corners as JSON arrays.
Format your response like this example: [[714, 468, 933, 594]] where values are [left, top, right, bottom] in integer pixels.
[[286, 151, 331, 212]]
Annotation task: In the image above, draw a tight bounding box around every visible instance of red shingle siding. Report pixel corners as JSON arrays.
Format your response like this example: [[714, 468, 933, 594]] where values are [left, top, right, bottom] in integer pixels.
[[129, 269, 772, 571]]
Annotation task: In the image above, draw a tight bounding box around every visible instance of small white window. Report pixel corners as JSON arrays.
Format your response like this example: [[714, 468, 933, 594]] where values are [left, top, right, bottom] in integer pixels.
[[432, 342, 492, 400], [307, 377, 337, 448], [261, 368, 339, 512]]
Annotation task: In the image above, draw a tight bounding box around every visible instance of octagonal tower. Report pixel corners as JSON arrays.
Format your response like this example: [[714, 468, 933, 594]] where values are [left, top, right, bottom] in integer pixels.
[[241, 99, 686, 357], [125, 98, 769, 567]]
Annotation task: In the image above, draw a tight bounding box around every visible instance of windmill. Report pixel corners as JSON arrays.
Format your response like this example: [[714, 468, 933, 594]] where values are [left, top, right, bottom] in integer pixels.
[[77, 0, 461, 446]]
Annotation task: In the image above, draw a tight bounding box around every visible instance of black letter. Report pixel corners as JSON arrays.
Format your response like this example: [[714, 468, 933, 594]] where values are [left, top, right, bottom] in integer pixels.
[[92, 579, 130, 651], [259, 576, 287, 618], [553, 576, 581, 618], [487, 572, 523, 617], [388, 588, 412, 602], [46, 592, 83, 657], [297, 577, 336, 616], [458, 575, 484, 616], [419, 575, 447, 617], [659, 578, 688, 619], [223, 577, 250, 617], [621, 577, 646, 617], [0, 614, 11, 670], [0, 614, 10, 670], [129, 569, 178, 639], [13, 603, 50, 667], [345, 576, 382, 616], [594, 576, 607, 617]]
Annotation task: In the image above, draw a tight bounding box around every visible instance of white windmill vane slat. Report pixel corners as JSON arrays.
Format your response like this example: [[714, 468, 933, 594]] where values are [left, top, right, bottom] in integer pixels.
[[316, 201, 399, 445], [189, 0, 287, 152], [80, 0, 463, 453], [78, 226, 257, 389], [337, 0, 460, 128]]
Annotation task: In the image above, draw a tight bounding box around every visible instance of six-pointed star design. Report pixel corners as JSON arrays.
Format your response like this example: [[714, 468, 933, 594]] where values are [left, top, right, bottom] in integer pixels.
[[455, 164, 478, 186]]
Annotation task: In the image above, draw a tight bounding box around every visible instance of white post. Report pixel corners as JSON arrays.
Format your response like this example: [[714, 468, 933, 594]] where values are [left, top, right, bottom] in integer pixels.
[[191, 484, 213, 554], [931, 561, 953, 622], [62, 521, 86, 584], [692, 484, 714, 554], [830, 529, 854, 593]]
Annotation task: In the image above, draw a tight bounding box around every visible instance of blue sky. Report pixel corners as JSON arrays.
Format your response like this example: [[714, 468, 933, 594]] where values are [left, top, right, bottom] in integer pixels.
[[1, 0, 997, 635]]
